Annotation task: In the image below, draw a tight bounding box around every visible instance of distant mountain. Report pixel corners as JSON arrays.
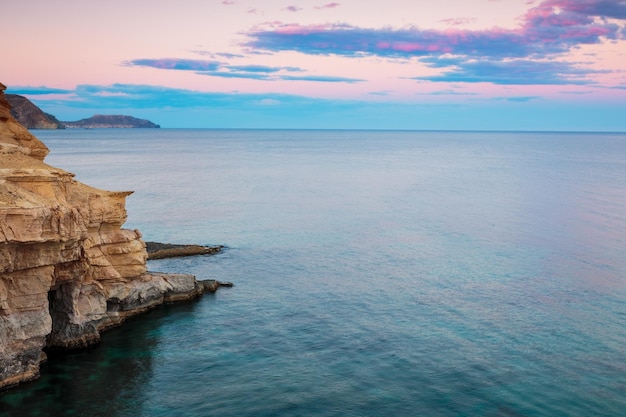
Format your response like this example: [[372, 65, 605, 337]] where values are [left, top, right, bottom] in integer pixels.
[[6, 94, 65, 129], [5, 94, 159, 129], [63, 114, 160, 129]]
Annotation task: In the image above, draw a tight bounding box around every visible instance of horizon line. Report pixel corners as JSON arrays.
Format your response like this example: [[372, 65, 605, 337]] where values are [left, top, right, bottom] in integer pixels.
[[31, 127, 626, 134]]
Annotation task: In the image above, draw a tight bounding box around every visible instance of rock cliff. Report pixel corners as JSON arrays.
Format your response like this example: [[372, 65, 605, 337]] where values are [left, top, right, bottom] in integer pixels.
[[5, 94, 65, 130], [0, 83, 213, 390]]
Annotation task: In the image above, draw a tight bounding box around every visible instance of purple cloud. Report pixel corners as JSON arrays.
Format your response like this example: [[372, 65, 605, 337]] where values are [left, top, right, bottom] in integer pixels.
[[215, 52, 246, 59], [248, 24, 543, 58], [495, 96, 542, 102], [247, 0, 623, 59], [285, 5, 302, 12], [191, 50, 246, 59], [201, 71, 272, 80], [227, 65, 283, 73], [245, 0, 626, 85], [199, 72, 362, 83], [126, 58, 221, 71], [225, 64, 304, 73], [550, 0, 626, 19], [416, 89, 479, 96], [414, 58, 604, 85], [279, 75, 364, 83], [439, 17, 477, 26], [314, 2, 340, 9], [124, 57, 354, 83]]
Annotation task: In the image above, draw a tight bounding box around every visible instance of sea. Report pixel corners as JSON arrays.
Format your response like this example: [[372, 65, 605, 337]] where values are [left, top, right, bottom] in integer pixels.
[[1, 129, 626, 417]]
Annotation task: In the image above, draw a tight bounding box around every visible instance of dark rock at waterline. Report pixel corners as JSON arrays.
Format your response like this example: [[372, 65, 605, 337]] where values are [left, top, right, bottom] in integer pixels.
[[197, 279, 233, 293], [146, 242, 223, 260]]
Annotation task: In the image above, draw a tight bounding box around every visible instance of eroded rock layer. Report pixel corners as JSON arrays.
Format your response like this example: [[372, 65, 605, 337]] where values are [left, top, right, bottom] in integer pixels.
[[0, 83, 212, 390]]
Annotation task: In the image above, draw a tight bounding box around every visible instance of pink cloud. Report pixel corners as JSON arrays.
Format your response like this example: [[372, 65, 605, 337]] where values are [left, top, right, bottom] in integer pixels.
[[125, 58, 221, 71], [439, 17, 477, 26], [248, 0, 625, 59], [245, 0, 626, 86], [314, 2, 340, 9], [541, 0, 626, 19]]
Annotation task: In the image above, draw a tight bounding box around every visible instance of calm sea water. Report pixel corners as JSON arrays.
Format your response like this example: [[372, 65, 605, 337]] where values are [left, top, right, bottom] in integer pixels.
[[2, 129, 626, 417]]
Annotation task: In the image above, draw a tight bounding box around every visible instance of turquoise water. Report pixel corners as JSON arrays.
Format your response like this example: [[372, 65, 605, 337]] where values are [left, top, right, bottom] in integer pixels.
[[2, 129, 626, 416]]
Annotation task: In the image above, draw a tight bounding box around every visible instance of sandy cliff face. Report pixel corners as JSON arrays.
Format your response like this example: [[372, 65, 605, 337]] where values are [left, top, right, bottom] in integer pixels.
[[0, 83, 209, 390]]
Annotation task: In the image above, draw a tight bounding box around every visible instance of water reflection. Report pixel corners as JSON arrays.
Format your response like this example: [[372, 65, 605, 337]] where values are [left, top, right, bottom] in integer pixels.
[[0, 300, 202, 417]]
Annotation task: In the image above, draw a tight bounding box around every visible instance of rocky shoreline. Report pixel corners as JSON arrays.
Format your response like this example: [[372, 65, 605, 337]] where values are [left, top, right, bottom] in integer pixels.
[[0, 83, 228, 391], [146, 242, 224, 260]]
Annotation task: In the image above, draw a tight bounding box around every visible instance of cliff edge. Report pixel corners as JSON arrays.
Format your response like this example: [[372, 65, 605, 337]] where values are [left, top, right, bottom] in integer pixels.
[[0, 83, 215, 390], [5, 94, 64, 129]]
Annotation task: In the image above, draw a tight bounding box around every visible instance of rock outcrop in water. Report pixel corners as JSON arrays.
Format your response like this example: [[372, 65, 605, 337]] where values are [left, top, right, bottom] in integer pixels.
[[0, 82, 216, 390], [146, 242, 223, 260]]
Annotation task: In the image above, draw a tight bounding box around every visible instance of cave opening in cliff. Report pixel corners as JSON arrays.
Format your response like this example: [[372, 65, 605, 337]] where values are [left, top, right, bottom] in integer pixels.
[[46, 287, 60, 345], [47, 288, 57, 315], [45, 284, 72, 350], [106, 299, 121, 312]]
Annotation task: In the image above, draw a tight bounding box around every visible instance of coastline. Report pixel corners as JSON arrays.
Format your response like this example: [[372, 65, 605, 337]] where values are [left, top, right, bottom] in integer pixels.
[[0, 83, 231, 391]]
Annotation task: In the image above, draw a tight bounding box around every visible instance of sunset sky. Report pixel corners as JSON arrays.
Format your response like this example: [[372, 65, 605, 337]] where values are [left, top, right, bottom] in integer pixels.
[[3, 0, 626, 130]]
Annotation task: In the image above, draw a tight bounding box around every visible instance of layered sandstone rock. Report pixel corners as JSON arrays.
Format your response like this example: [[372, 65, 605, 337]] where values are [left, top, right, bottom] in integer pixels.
[[0, 83, 216, 390]]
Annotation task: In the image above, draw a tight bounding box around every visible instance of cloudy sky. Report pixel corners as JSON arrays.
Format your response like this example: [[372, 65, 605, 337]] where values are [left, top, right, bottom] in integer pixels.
[[3, 0, 626, 130]]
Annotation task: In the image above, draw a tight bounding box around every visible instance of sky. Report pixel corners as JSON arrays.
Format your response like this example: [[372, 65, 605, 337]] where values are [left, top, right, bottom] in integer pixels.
[[3, 0, 626, 130]]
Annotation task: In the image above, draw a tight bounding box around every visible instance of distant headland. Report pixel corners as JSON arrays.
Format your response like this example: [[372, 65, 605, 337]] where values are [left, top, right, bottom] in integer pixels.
[[5, 94, 160, 129], [63, 114, 160, 129]]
